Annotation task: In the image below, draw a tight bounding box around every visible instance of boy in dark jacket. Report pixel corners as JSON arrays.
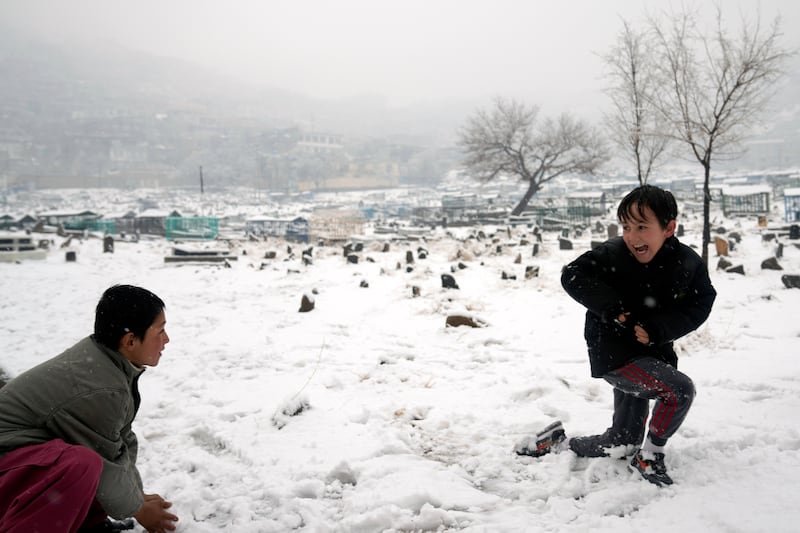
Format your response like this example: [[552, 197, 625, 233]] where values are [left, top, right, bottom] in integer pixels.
[[518, 185, 716, 486], [0, 285, 179, 532]]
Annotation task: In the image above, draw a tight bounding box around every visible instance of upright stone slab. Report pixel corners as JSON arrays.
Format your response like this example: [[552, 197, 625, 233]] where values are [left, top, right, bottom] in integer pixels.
[[714, 236, 729, 257], [441, 273, 459, 289]]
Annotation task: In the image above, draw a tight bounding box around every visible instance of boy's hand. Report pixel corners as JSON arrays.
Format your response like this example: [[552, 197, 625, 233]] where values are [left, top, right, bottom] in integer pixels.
[[613, 312, 630, 327], [134, 493, 178, 533], [614, 314, 651, 345], [633, 324, 650, 345]]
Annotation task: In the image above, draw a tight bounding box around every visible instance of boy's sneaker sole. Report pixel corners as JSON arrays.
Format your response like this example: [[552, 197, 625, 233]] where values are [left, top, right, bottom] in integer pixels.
[[629, 451, 674, 487], [515, 420, 566, 457]]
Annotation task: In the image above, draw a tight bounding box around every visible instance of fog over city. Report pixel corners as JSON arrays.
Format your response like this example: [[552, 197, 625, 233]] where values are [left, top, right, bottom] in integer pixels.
[[1, 0, 799, 190], [4, 0, 799, 112]]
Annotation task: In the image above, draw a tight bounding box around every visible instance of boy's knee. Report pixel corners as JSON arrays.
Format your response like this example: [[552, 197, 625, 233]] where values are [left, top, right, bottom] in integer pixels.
[[59, 444, 103, 483], [676, 374, 696, 405]]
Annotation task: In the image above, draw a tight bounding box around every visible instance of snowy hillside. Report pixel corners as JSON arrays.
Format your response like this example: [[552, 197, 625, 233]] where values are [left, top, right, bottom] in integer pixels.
[[1, 192, 799, 532]]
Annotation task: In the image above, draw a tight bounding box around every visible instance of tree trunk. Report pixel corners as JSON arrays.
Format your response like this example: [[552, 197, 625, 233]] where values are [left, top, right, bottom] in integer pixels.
[[511, 180, 539, 215], [701, 164, 711, 265]]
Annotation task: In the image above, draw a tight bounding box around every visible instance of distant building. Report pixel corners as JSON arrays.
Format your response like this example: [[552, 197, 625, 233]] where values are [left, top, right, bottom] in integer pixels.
[[567, 191, 607, 217], [310, 208, 365, 242], [136, 209, 181, 235], [296, 132, 344, 155], [721, 186, 771, 217], [784, 188, 800, 223], [245, 216, 309, 242], [102, 210, 137, 235], [37, 210, 101, 229]]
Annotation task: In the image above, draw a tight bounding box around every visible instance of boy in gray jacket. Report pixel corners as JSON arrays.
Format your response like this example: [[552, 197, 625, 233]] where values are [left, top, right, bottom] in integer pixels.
[[0, 284, 179, 532]]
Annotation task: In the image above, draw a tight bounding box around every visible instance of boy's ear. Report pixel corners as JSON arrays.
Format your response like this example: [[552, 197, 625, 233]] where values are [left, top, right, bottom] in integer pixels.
[[664, 219, 676, 237], [118, 331, 137, 351]]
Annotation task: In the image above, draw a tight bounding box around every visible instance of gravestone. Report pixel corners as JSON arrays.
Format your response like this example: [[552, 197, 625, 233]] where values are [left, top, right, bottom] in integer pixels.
[[726, 264, 745, 275], [781, 274, 800, 289], [446, 315, 482, 328], [441, 274, 459, 289], [761, 257, 783, 271], [298, 294, 314, 312], [714, 237, 729, 257]]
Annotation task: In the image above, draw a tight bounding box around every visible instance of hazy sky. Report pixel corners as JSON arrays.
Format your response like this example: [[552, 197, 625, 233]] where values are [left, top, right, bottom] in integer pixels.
[[3, 0, 799, 113]]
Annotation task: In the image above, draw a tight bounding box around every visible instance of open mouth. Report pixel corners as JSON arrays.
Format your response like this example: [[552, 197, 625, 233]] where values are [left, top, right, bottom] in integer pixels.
[[633, 244, 649, 255]]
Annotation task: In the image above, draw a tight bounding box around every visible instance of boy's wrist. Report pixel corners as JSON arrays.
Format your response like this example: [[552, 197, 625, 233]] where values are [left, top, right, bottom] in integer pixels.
[[601, 303, 625, 324]]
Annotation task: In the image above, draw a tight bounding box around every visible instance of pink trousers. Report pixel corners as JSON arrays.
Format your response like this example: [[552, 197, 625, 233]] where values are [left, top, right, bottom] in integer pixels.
[[0, 439, 107, 533]]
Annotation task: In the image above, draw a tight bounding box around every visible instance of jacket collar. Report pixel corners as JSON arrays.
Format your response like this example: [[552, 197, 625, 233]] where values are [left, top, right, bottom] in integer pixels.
[[89, 335, 146, 380]]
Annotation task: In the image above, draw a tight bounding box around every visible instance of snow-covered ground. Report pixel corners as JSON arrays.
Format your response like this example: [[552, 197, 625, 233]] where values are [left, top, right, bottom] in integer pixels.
[[2, 194, 800, 532]]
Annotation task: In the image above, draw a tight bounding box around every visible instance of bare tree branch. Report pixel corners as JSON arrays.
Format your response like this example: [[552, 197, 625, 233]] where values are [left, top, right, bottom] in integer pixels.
[[602, 18, 671, 184], [457, 97, 607, 215], [649, 5, 792, 263]]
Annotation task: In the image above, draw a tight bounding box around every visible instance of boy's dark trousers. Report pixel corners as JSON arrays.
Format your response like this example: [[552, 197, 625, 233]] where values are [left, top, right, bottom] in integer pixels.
[[603, 356, 696, 447]]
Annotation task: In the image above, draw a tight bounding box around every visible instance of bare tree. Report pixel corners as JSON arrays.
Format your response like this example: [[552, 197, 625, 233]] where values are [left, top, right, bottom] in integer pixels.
[[603, 19, 671, 185], [457, 97, 607, 215], [650, 6, 791, 263]]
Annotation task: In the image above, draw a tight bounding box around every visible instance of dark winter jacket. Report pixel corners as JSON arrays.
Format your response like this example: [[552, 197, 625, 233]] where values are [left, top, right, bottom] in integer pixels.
[[0, 336, 145, 518], [561, 236, 716, 377]]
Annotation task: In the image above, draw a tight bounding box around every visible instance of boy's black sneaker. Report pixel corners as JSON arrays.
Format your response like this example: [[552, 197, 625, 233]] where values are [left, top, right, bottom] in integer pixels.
[[630, 450, 673, 486], [568, 430, 639, 459], [516, 420, 566, 457], [568, 433, 613, 457], [78, 518, 135, 532]]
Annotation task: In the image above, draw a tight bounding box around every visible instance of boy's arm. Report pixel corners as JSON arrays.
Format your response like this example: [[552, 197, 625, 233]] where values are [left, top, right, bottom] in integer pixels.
[[561, 247, 626, 323], [636, 260, 717, 346], [46, 391, 145, 518]]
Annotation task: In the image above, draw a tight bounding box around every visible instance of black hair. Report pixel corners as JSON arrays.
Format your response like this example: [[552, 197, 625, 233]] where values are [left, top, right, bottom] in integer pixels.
[[94, 285, 165, 350], [617, 185, 678, 229]]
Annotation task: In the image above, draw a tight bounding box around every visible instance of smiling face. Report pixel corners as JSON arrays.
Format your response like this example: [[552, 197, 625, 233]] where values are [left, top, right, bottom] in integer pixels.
[[620, 205, 676, 264], [118, 310, 170, 367]]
